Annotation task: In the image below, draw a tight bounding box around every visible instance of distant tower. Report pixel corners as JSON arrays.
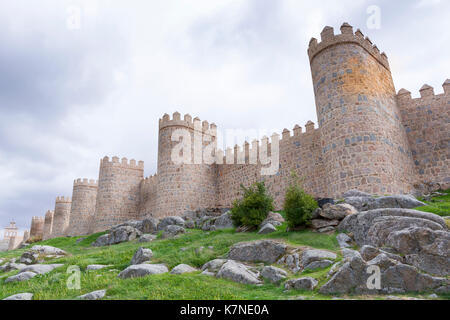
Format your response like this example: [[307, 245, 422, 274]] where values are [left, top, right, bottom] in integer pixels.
[[2, 221, 19, 241], [29, 216, 45, 239], [308, 23, 416, 196], [66, 179, 98, 236], [43, 210, 54, 240], [52, 196, 72, 237], [91, 157, 144, 233], [155, 112, 218, 218]]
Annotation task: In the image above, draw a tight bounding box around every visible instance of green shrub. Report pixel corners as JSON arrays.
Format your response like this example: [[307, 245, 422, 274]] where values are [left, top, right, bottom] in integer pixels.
[[284, 175, 318, 228], [230, 182, 274, 228]]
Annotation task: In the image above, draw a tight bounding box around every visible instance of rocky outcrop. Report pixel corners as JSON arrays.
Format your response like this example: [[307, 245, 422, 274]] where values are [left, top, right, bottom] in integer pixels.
[[118, 264, 168, 279], [343, 195, 427, 211], [228, 240, 287, 264], [285, 277, 318, 291], [161, 225, 186, 239], [86, 264, 111, 271], [3, 293, 34, 300], [201, 259, 227, 273], [131, 247, 153, 265], [157, 216, 185, 231], [4, 264, 63, 283], [29, 245, 67, 256], [170, 264, 197, 274], [77, 289, 107, 300], [311, 203, 357, 233], [216, 260, 261, 285], [261, 266, 287, 283], [258, 223, 277, 234], [92, 226, 142, 247]]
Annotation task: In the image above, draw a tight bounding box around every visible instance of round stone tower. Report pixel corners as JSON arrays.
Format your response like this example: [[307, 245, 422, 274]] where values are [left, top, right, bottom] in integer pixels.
[[308, 23, 416, 197], [66, 179, 98, 236], [52, 196, 72, 237], [91, 156, 144, 233], [30, 216, 45, 239], [156, 112, 217, 218], [43, 210, 54, 240]]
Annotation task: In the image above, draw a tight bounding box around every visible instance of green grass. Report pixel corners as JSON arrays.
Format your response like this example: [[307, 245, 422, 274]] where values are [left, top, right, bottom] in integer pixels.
[[0, 213, 446, 300], [415, 189, 450, 217]]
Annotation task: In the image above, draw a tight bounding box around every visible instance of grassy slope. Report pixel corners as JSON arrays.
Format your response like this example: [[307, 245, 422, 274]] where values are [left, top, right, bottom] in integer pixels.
[[1, 193, 448, 300], [415, 189, 450, 217]]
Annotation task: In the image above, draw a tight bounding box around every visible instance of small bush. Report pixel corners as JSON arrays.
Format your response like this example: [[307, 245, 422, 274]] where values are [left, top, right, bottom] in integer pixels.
[[284, 174, 318, 228], [230, 182, 274, 228]]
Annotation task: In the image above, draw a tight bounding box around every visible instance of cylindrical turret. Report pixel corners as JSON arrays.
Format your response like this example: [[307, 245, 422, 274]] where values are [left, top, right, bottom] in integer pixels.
[[52, 196, 72, 237], [91, 156, 144, 233], [30, 216, 45, 239], [155, 112, 217, 218], [308, 23, 416, 196], [66, 179, 98, 236], [43, 210, 54, 240]]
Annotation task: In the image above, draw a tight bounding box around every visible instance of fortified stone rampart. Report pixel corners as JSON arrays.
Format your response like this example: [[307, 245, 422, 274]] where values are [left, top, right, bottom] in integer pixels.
[[91, 157, 144, 233], [52, 196, 72, 237], [27, 22, 449, 236], [30, 216, 45, 239], [43, 210, 54, 240], [397, 81, 450, 190], [67, 178, 98, 236], [308, 23, 416, 197]]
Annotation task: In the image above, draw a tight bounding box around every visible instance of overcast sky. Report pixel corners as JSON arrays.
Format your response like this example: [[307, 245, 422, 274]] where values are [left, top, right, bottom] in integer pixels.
[[0, 0, 449, 233]]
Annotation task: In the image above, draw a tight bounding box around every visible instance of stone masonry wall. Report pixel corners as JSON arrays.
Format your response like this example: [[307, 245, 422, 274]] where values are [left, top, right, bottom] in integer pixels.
[[308, 23, 416, 197], [91, 157, 144, 233], [66, 179, 98, 236], [397, 81, 450, 189], [29, 216, 45, 239], [52, 197, 72, 237], [43, 210, 54, 240]]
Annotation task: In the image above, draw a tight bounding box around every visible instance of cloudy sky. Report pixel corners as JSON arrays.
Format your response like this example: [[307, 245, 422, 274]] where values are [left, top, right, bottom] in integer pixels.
[[0, 0, 449, 233]]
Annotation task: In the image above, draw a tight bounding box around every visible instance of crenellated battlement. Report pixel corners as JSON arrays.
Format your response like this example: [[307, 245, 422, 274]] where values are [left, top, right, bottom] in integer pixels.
[[159, 112, 217, 136], [55, 196, 71, 203], [73, 178, 98, 187], [142, 174, 158, 187], [45, 210, 54, 217], [308, 22, 390, 70], [397, 80, 450, 102], [100, 156, 144, 170], [32, 216, 45, 221]]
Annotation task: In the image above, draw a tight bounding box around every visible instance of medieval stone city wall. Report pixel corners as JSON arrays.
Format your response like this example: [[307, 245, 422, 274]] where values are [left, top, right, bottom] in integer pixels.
[[43, 210, 54, 240], [51, 196, 72, 237], [91, 157, 144, 233], [66, 179, 98, 236], [308, 23, 417, 198], [397, 81, 450, 190], [26, 22, 449, 238], [29, 216, 45, 239]]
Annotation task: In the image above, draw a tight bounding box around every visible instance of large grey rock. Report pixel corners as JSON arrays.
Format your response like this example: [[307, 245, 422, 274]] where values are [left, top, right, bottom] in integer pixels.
[[216, 260, 261, 285], [359, 245, 404, 263], [19, 264, 63, 275], [118, 264, 168, 279], [258, 223, 277, 234], [344, 195, 427, 211], [170, 264, 197, 274], [260, 212, 285, 228], [214, 212, 234, 229], [86, 264, 111, 271], [277, 252, 301, 273], [261, 266, 287, 283], [3, 293, 33, 300], [77, 289, 107, 300], [29, 245, 67, 256], [385, 227, 450, 276], [319, 255, 447, 295], [201, 259, 227, 273], [338, 208, 446, 246], [139, 218, 159, 234], [301, 249, 337, 267], [311, 219, 339, 229], [157, 216, 185, 231], [139, 234, 157, 243], [0, 262, 27, 273], [228, 240, 287, 264], [19, 251, 39, 265], [336, 233, 352, 248], [285, 277, 318, 291], [343, 190, 371, 198], [5, 272, 37, 283], [131, 247, 153, 265], [304, 260, 333, 271], [320, 204, 358, 220], [92, 226, 142, 247], [161, 225, 186, 239], [341, 248, 362, 260]]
